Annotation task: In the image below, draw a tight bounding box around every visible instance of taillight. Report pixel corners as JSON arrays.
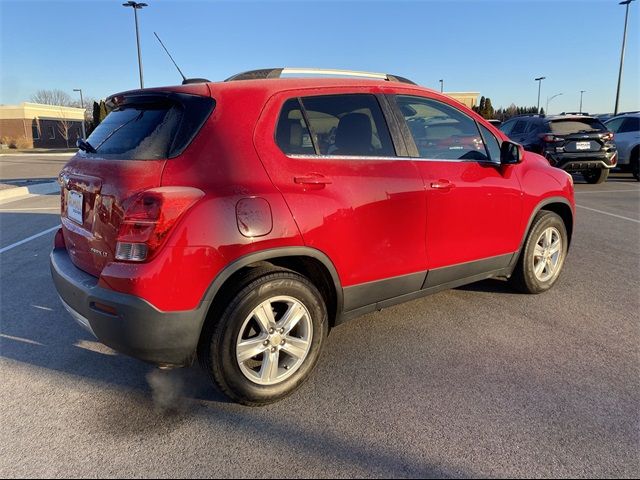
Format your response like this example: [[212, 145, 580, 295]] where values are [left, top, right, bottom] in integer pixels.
[[602, 132, 614, 142], [541, 134, 561, 143], [115, 187, 204, 262], [53, 227, 65, 249]]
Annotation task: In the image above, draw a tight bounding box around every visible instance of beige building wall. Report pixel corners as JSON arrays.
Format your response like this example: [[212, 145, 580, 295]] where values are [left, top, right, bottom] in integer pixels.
[[0, 102, 84, 148], [443, 92, 480, 110]]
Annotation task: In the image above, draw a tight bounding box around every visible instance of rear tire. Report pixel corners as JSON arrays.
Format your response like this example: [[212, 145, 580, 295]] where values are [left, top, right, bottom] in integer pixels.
[[509, 211, 568, 294], [582, 168, 609, 184], [199, 268, 328, 406]]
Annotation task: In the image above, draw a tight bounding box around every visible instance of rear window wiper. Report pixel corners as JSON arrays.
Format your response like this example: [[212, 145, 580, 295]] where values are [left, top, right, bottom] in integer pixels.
[[77, 138, 97, 153]]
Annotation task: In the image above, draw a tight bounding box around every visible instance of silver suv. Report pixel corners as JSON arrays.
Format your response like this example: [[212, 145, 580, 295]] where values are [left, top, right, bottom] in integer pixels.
[[605, 113, 640, 181]]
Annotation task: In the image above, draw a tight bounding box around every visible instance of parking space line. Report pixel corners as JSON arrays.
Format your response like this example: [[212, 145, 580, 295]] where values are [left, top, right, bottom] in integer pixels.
[[0, 207, 60, 212], [575, 189, 640, 194], [0, 225, 60, 254], [576, 204, 640, 224]]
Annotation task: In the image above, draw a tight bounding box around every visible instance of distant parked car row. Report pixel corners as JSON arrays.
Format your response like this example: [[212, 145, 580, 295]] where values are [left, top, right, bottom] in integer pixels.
[[498, 112, 639, 183]]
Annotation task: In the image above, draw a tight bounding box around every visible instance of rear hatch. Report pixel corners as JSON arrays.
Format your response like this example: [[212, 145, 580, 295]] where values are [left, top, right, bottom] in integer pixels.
[[59, 89, 214, 277], [545, 117, 611, 153]]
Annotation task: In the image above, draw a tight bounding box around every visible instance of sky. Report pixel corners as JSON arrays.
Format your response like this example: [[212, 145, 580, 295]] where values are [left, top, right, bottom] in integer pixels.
[[1, 0, 638, 114]]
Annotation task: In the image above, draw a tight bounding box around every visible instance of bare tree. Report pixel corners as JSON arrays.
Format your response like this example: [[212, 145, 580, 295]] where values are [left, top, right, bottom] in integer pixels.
[[31, 89, 73, 106], [57, 109, 73, 148]]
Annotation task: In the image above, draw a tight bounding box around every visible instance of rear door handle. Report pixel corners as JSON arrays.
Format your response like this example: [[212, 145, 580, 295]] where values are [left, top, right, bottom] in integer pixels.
[[430, 180, 454, 190], [294, 175, 332, 187]]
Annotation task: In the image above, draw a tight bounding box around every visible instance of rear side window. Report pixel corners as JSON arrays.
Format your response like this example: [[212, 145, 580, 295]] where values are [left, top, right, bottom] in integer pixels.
[[548, 118, 607, 135], [605, 117, 625, 133], [510, 120, 528, 135], [500, 120, 516, 136], [395, 95, 488, 161], [84, 94, 214, 160]]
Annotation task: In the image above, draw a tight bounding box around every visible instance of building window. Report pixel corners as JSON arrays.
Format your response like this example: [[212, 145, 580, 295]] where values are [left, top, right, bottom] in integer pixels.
[[32, 123, 40, 140], [49, 126, 55, 139]]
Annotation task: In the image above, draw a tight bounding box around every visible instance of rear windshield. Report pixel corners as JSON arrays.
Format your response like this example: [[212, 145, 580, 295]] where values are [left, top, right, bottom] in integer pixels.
[[547, 118, 607, 135], [83, 93, 214, 160]]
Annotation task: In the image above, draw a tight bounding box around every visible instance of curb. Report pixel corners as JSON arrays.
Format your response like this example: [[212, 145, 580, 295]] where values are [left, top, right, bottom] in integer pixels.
[[0, 181, 60, 203], [0, 153, 75, 157]]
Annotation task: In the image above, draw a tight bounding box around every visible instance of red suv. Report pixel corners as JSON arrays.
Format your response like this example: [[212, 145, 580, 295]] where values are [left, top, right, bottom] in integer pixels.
[[51, 68, 575, 405]]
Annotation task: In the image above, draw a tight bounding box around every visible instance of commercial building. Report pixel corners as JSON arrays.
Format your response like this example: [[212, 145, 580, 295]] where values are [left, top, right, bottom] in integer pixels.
[[445, 92, 480, 110], [0, 102, 84, 149]]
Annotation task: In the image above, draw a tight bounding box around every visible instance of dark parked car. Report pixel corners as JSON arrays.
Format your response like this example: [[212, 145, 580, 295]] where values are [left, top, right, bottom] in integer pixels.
[[51, 68, 575, 405], [500, 114, 617, 184]]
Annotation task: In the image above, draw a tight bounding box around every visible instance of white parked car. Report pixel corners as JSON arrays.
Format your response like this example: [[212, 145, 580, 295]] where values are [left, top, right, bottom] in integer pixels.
[[605, 113, 640, 181]]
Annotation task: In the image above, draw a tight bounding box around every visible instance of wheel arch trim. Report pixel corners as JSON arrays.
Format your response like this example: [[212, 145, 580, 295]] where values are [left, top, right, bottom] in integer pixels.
[[200, 246, 344, 318], [519, 196, 574, 252]]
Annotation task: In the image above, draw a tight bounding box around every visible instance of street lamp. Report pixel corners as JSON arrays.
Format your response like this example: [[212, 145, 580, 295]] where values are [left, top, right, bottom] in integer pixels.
[[579, 90, 587, 114], [73, 88, 86, 139], [439, 79, 444, 93], [614, 0, 635, 115], [546, 93, 563, 115], [535, 76, 546, 114], [122, 1, 148, 89]]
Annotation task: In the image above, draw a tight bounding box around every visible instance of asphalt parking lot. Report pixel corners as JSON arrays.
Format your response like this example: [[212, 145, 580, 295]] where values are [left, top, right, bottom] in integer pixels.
[[0, 155, 638, 478]]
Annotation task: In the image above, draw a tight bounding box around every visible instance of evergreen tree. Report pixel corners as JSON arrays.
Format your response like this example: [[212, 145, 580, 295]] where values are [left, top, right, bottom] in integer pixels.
[[482, 98, 494, 119], [91, 101, 101, 130], [99, 101, 109, 123]]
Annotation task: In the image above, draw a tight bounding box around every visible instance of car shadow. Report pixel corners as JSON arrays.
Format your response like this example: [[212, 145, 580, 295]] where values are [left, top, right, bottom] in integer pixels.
[[0, 211, 229, 405], [455, 277, 516, 294]]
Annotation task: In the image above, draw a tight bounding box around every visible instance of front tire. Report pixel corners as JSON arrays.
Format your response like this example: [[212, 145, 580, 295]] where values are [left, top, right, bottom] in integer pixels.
[[200, 269, 328, 406], [509, 211, 568, 294], [582, 168, 609, 184], [631, 148, 639, 181]]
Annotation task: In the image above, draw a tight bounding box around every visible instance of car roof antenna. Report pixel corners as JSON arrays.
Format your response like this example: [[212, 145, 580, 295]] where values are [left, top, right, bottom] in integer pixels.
[[154, 31, 187, 83]]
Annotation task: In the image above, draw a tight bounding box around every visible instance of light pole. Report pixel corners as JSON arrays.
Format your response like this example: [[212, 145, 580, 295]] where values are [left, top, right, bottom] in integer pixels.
[[546, 93, 563, 115], [73, 88, 86, 139], [579, 90, 586, 114], [122, 1, 148, 89], [535, 76, 546, 114], [439, 79, 444, 93], [614, 0, 635, 115]]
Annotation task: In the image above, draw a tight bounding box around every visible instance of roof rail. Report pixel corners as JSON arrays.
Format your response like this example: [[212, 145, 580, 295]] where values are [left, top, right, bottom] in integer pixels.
[[224, 68, 416, 85], [558, 111, 590, 116]]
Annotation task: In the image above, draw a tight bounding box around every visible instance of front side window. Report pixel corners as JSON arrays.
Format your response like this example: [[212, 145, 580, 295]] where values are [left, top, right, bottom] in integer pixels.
[[620, 117, 640, 133], [479, 124, 501, 162], [395, 95, 488, 161]]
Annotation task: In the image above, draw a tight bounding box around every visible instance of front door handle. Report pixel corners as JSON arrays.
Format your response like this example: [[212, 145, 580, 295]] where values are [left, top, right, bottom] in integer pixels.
[[430, 180, 454, 191], [294, 175, 332, 187]]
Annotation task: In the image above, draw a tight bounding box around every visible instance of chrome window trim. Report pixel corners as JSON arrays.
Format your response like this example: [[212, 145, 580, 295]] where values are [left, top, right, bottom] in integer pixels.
[[287, 154, 499, 165]]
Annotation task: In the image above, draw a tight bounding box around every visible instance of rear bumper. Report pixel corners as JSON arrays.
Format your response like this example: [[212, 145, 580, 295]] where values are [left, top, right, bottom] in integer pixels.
[[545, 151, 617, 171], [50, 247, 206, 367]]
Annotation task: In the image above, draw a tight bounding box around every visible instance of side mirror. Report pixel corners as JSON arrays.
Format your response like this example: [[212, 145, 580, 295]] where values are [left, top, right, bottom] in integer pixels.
[[500, 140, 522, 165]]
